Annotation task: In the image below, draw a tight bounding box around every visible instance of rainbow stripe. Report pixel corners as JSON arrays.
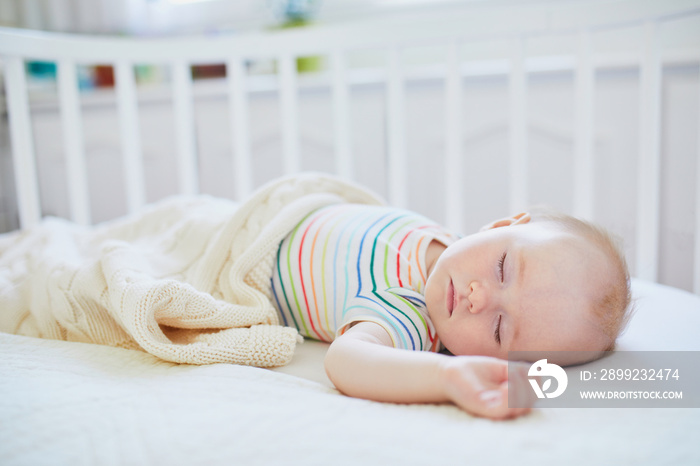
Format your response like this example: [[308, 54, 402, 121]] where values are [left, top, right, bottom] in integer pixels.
[[271, 204, 458, 352]]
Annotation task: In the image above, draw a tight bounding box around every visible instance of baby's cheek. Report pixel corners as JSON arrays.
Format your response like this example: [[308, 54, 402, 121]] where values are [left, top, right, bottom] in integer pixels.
[[424, 287, 439, 320], [448, 327, 505, 358], [444, 329, 476, 356]]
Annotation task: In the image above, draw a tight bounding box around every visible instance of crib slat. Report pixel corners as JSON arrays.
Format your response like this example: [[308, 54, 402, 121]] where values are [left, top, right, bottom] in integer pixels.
[[444, 39, 464, 231], [172, 60, 199, 195], [227, 57, 253, 201], [573, 30, 595, 221], [57, 59, 91, 225], [5, 57, 41, 229], [509, 36, 528, 214], [279, 54, 301, 174], [331, 50, 353, 179], [694, 70, 700, 295], [636, 21, 662, 282], [386, 46, 408, 208], [115, 60, 146, 214]]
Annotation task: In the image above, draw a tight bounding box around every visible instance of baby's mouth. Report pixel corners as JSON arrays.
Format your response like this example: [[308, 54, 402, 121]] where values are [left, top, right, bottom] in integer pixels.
[[447, 279, 455, 317]]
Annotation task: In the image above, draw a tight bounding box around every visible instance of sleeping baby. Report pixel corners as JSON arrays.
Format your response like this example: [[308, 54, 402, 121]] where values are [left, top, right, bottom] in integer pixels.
[[0, 174, 630, 420], [271, 203, 631, 420]]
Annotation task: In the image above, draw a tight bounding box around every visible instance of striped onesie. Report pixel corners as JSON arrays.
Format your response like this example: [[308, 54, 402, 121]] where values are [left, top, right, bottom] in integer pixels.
[[270, 204, 459, 352]]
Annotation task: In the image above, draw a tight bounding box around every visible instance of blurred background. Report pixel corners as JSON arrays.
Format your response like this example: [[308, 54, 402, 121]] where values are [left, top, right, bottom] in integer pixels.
[[0, 0, 472, 36]]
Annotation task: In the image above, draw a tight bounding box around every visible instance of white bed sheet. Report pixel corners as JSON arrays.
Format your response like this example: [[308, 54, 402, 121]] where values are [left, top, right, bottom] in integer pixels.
[[1, 279, 699, 465]]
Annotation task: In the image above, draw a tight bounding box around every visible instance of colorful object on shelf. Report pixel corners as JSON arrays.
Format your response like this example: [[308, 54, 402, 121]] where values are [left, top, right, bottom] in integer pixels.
[[270, 0, 323, 73]]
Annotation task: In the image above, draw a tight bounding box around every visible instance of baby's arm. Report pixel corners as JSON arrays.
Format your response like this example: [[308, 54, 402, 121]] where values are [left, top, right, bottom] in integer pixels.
[[324, 322, 534, 419]]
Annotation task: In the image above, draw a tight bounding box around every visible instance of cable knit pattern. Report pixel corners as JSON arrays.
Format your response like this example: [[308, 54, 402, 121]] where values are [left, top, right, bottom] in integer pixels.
[[0, 173, 384, 367]]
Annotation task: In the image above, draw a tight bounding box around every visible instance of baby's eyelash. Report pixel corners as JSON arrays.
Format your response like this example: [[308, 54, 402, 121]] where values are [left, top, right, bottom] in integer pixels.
[[494, 315, 502, 345], [498, 252, 507, 282]]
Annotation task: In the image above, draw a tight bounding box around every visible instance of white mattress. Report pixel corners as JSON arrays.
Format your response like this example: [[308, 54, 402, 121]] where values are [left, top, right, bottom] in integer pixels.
[[1, 278, 699, 465]]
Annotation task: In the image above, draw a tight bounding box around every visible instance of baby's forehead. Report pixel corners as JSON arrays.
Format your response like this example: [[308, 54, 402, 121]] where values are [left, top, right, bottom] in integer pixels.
[[515, 226, 609, 283], [508, 221, 581, 248]]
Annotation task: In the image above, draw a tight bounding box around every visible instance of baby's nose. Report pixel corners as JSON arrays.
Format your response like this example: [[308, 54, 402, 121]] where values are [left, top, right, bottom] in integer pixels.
[[467, 281, 490, 314], [467, 281, 486, 314]]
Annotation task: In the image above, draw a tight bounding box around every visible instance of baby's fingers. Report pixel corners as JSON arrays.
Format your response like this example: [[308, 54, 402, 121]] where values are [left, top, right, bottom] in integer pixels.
[[474, 382, 531, 420], [508, 363, 539, 409], [442, 357, 534, 420]]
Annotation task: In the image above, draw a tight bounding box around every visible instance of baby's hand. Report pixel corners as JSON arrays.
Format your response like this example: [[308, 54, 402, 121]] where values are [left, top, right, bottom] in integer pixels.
[[440, 356, 534, 420]]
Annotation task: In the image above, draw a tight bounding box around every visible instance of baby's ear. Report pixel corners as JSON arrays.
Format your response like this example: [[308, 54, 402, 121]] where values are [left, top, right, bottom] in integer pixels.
[[479, 212, 531, 231]]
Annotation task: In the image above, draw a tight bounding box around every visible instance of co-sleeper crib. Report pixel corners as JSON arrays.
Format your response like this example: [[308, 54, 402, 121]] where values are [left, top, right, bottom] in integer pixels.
[[1, 1, 699, 464]]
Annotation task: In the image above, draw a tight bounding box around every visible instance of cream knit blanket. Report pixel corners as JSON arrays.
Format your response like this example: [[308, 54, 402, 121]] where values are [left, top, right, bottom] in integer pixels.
[[0, 173, 383, 367]]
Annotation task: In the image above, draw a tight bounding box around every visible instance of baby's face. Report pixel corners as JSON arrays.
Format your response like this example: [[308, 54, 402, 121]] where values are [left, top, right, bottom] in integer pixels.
[[425, 218, 611, 360]]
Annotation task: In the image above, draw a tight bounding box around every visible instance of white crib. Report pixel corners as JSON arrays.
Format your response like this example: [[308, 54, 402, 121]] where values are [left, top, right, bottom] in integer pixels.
[[2, 2, 700, 465]]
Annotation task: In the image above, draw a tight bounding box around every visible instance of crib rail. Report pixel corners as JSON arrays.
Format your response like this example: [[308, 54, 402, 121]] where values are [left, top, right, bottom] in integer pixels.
[[1, 0, 700, 293]]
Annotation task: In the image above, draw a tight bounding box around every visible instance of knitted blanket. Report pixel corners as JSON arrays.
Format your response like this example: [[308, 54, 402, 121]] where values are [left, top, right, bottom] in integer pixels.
[[0, 173, 384, 367]]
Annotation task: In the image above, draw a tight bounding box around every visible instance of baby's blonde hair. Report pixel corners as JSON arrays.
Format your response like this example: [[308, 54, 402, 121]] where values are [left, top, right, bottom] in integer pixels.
[[530, 208, 633, 351]]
